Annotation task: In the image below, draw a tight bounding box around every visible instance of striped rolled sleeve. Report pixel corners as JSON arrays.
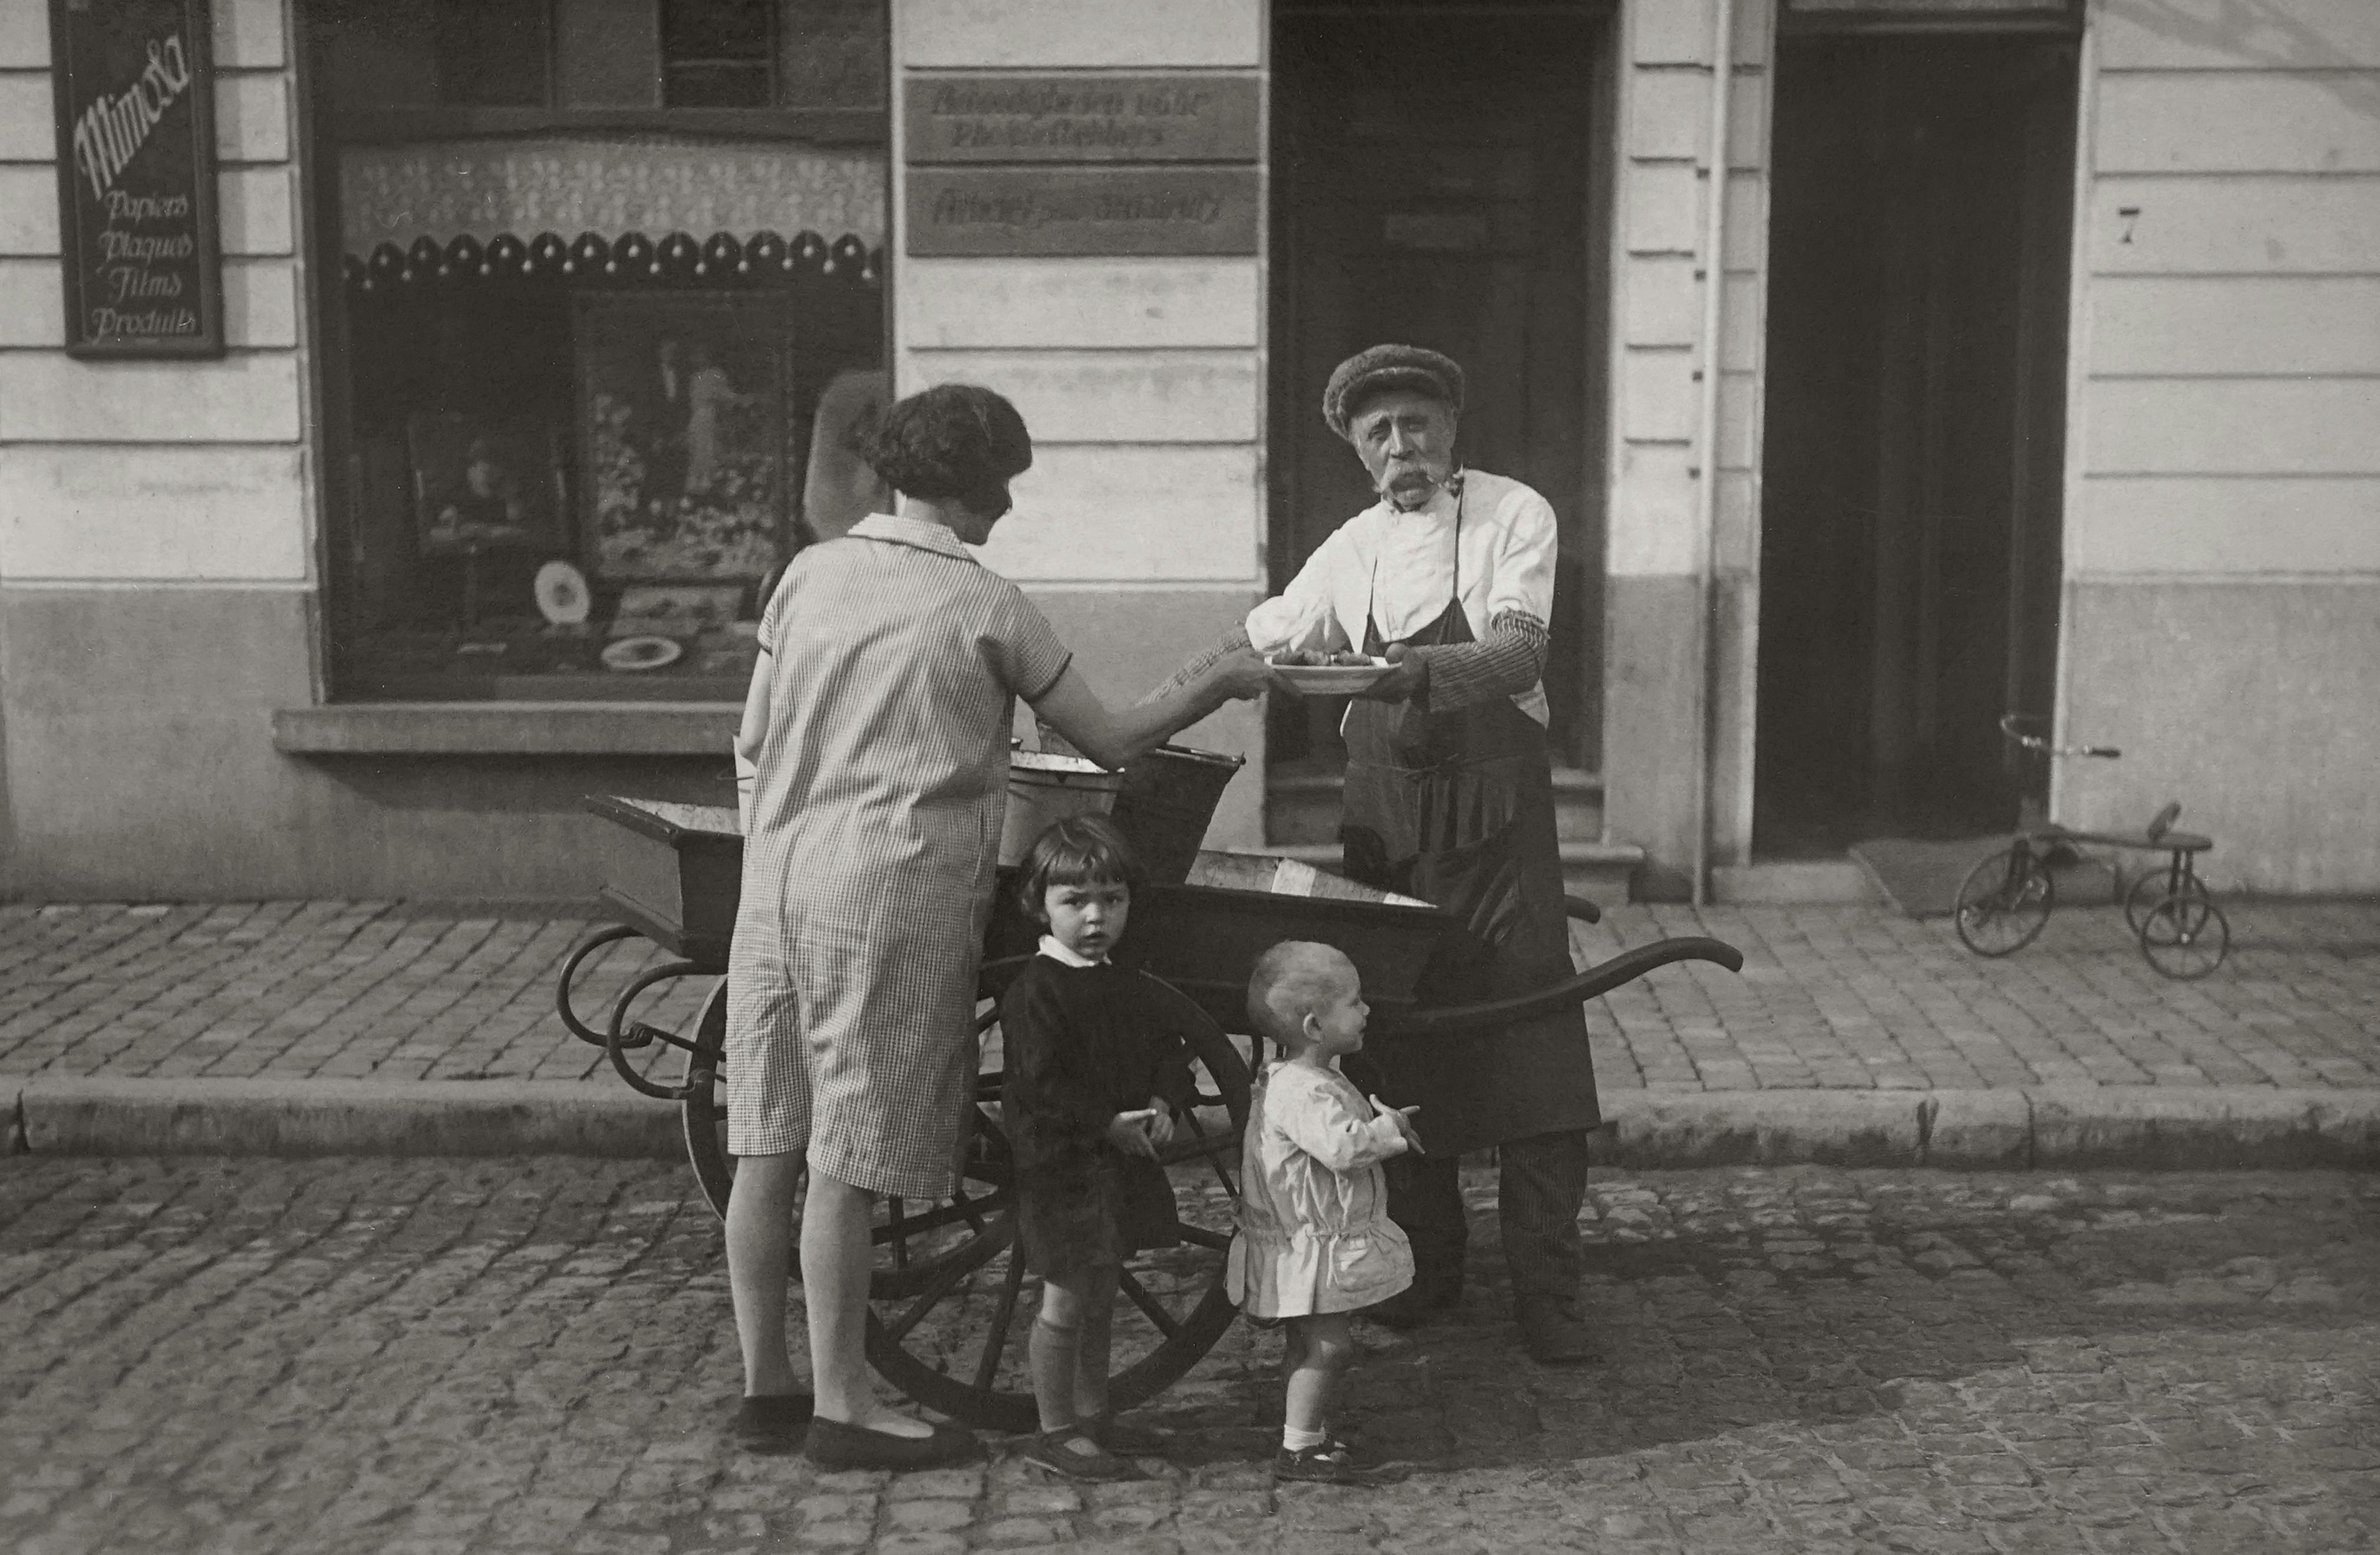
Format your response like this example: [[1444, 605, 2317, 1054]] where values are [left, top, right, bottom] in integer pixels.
[[1413, 609, 1550, 714]]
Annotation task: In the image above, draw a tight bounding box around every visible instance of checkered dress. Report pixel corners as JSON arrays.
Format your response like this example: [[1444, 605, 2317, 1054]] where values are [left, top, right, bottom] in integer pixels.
[[726, 513, 1072, 1198]]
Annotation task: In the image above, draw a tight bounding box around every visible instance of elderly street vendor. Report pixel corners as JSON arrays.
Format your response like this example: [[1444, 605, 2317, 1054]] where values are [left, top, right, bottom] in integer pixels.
[[1164, 344, 1598, 1364]]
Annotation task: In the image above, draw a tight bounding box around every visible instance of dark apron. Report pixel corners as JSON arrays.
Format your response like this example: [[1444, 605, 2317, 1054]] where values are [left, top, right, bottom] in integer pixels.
[[1338, 494, 1598, 1157]]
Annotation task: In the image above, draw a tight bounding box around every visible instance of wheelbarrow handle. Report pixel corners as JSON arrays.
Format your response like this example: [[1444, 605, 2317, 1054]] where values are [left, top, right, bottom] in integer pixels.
[[1383, 935, 1744, 1042], [1564, 894, 1603, 925]]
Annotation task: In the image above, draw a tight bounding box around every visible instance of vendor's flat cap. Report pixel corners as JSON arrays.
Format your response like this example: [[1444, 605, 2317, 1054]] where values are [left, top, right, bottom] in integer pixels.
[[1323, 344, 1465, 438]]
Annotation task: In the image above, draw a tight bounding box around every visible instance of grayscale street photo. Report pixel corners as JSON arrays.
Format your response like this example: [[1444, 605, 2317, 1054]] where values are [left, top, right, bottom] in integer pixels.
[[1, 1, 2375, 1552]]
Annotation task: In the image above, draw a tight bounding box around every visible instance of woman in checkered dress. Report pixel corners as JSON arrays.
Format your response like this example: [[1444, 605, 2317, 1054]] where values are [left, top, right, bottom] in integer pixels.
[[724, 384, 1271, 1470]]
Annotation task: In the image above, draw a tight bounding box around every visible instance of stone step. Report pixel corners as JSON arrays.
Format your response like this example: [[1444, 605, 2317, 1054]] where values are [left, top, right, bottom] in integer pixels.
[[1262, 839, 1646, 907], [1267, 765, 1607, 847]]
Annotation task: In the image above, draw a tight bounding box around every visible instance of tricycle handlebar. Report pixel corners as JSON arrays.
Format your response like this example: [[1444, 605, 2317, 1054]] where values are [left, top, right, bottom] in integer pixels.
[[1385, 935, 1744, 1042]]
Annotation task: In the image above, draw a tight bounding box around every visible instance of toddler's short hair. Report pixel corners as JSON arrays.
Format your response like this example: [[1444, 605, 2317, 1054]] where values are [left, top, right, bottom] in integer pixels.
[[1015, 812, 1144, 922], [1246, 940, 1356, 1049]]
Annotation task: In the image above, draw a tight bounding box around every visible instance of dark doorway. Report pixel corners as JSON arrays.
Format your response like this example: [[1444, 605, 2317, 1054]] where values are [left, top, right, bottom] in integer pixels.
[[1268, 1, 1611, 778], [1755, 33, 2077, 856]]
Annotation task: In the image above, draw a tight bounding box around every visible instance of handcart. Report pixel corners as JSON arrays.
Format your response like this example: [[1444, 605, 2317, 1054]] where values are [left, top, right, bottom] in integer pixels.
[[559, 791, 1743, 1431], [1952, 714, 2227, 978]]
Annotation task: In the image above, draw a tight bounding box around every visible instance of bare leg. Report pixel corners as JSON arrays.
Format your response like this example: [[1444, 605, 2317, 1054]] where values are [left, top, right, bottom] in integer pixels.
[[802, 1166, 929, 1437], [1072, 1264, 1120, 1422], [1283, 1313, 1354, 1438], [724, 1152, 804, 1397]]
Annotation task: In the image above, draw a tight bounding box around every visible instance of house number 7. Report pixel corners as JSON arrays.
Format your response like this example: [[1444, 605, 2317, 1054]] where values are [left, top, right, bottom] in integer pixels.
[[2117, 206, 2140, 244]]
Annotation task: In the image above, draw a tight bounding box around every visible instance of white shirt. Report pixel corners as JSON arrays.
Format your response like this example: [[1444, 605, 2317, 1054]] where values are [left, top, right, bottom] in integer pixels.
[[1243, 470, 1558, 725]]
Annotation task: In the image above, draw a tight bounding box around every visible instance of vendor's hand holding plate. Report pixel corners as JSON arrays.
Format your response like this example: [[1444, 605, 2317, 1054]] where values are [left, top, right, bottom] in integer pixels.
[[1265, 651, 1396, 695]]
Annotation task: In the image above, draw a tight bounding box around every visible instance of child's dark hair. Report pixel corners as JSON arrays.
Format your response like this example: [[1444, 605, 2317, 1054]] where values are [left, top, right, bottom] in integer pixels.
[[1016, 813, 1145, 922]]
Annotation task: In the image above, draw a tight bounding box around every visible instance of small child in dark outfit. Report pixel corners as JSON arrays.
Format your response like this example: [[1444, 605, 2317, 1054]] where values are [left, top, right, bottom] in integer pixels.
[[1001, 814, 1200, 1482]]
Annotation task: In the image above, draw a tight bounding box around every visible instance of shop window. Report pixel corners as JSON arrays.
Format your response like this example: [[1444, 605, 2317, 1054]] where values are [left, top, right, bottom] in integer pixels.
[[309, 1, 890, 702], [431, 0, 551, 106]]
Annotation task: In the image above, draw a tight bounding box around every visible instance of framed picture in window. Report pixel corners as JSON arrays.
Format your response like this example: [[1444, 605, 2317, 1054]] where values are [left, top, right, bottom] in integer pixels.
[[406, 414, 562, 556], [573, 292, 792, 583]]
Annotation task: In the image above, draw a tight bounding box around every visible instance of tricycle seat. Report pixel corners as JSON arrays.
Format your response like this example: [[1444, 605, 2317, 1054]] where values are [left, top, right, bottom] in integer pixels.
[[2059, 824, 2210, 854]]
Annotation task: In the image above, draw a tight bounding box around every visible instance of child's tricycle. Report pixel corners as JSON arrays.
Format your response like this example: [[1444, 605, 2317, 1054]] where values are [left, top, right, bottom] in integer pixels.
[[558, 793, 1742, 1431], [1953, 714, 2228, 978]]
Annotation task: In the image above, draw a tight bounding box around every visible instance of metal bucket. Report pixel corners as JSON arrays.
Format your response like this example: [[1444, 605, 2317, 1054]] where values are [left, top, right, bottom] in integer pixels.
[[1000, 750, 1126, 867], [1110, 744, 1247, 886]]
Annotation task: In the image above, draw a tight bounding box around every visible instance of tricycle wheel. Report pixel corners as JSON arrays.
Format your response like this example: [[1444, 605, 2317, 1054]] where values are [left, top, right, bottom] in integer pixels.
[[863, 972, 1253, 1434], [2121, 870, 2167, 939], [1954, 844, 2054, 956], [2138, 884, 2229, 980]]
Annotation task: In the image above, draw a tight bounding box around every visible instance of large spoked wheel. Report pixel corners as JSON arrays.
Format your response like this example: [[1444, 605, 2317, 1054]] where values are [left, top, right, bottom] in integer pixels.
[[680, 968, 1253, 1433], [2138, 881, 2229, 980], [1954, 844, 2055, 956]]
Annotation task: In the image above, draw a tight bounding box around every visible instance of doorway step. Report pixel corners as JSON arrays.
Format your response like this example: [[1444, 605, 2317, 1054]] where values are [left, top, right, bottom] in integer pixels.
[[1265, 762, 1643, 902], [1711, 860, 1882, 905]]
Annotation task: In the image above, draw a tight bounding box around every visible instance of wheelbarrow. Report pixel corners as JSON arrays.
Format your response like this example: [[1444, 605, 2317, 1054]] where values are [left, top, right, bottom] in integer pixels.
[[559, 794, 1743, 1431]]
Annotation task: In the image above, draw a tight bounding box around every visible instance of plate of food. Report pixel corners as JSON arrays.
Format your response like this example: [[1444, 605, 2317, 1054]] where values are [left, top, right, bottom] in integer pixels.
[[1265, 649, 1396, 695], [601, 635, 684, 673]]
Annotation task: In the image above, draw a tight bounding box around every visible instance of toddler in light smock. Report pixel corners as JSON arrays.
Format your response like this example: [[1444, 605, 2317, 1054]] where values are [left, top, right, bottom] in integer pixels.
[[1227, 940, 1422, 1485]]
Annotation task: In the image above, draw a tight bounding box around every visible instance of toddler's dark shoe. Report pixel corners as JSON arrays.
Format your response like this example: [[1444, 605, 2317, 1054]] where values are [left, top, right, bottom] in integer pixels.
[[1087, 1412, 1171, 1455], [1517, 1299, 1601, 1365], [1271, 1437, 1403, 1486], [731, 1392, 812, 1454], [1020, 1427, 1141, 1483]]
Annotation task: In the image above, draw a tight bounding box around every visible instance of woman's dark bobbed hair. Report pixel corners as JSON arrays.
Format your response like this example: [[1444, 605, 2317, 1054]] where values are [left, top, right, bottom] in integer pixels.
[[858, 383, 1033, 501]]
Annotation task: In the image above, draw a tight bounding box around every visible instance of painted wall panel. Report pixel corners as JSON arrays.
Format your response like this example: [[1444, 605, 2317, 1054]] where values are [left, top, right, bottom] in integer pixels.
[[0, 165, 59, 254], [0, 8, 47, 68], [0, 445, 311, 582], [216, 72, 291, 164], [219, 166, 295, 256], [1634, 0, 1716, 65], [2098, 0, 2380, 70], [2090, 176, 2380, 275], [0, 71, 50, 159], [2085, 378, 2380, 476], [2091, 275, 2380, 375], [2096, 74, 2380, 174], [903, 258, 1259, 348], [979, 444, 1260, 583], [215, 0, 289, 70], [0, 352, 304, 443], [223, 258, 298, 348], [901, 0, 1260, 68], [2059, 579, 2380, 893], [1609, 442, 1698, 577], [2069, 476, 2380, 577], [1623, 255, 1700, 346], [903, 349, 1257, 443], [1625, 162, 1701, 253], [1630, 71, 1710, 159], [1620, 348, 1695, 442], [0, 259, 61, 346]]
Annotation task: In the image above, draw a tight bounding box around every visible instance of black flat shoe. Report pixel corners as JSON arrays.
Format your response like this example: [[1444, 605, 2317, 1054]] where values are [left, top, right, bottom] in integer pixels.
[[1517, 1303, 1601, 1365], [733, 1393, 813, 1454], [1019, 1427, 1140, 1483], [804, 1415, 982, 1472]]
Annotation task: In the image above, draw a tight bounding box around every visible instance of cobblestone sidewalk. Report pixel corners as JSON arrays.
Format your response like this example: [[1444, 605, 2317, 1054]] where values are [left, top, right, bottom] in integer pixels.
[[3, 1158, 2374, 1554], [1, 899, 2374, 1094]]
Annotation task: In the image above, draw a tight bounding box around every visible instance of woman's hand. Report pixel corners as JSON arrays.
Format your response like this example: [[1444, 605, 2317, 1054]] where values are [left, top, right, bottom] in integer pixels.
[[1105, 1108, 1161, 1159], [1352, 643, 1429, 703], [1205, 648, 1278, 703]]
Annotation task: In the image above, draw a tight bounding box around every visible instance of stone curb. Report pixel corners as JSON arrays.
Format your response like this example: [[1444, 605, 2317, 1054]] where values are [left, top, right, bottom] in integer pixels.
[[12, 1077, 2380, 1169]]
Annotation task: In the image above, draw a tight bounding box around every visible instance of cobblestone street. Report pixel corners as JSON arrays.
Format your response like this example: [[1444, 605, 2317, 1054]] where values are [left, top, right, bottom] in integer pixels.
[[4, 1158, 2374, 1554]]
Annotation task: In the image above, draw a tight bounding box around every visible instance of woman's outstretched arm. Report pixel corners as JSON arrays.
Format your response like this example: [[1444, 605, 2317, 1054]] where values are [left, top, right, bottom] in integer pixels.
[[1031, 651, 1271, 771]]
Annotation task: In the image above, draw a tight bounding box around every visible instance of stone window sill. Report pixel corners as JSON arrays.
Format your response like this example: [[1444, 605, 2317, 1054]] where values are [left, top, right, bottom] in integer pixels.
[[272, 702, 741, 757]]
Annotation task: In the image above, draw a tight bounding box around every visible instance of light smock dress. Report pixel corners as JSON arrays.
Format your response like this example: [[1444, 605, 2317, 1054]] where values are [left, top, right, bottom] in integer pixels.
[[1225, 1059, 1416, 1319], [726, 513, 1072, 1199]]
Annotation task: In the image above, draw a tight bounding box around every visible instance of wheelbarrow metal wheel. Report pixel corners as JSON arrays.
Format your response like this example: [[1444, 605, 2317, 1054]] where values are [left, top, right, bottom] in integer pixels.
[[1954, 845, 2054, 957], [861, 973, 1254, 1433], [2139, 887, 2229, 980]]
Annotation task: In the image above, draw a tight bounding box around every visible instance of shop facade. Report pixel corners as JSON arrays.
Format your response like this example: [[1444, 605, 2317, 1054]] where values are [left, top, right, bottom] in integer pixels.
[[1, 0, 2374, 903]]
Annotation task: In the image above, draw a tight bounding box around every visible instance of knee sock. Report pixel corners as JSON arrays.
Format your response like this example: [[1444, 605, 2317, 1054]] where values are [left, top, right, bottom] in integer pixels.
[[1283, 1424, 1327, 1452], [1029, 1316, 1080, 1434]]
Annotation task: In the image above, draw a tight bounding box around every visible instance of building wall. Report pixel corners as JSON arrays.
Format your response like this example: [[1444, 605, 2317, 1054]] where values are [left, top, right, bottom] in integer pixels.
[[2055, 0, 2380, 892], [889, 0, 1268, 849], [1600, 0, 1772, 897]]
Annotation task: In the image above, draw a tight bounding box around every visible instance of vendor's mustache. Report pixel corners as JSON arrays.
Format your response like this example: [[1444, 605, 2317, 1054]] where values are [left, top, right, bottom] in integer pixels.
[[1376, 465, 1453, 503]]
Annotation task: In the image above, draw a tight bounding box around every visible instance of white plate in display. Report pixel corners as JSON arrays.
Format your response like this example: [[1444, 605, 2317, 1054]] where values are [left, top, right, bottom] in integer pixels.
[[1267, 655, 1396, 695], [601, 635, 683, 672], [533, 560, 592, 625]]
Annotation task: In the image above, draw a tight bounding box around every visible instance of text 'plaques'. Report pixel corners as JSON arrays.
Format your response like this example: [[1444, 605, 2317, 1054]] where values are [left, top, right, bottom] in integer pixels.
[[48, 0, 225, 359], [906, 167, 1259, 257], [906, 74, 1260, 164]]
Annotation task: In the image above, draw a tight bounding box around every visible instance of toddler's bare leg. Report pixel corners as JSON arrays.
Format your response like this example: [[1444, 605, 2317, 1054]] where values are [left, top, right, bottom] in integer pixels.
[[1283, 1313, 1354, 1440]]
